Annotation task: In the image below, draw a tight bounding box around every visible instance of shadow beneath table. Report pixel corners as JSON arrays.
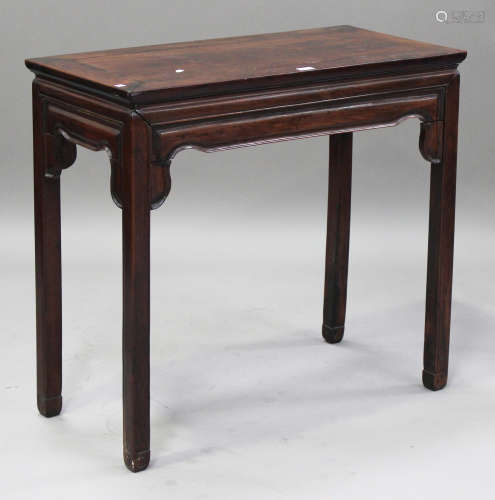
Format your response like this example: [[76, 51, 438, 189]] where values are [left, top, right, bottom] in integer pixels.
[[52, 298, 495, 471], [150, 299, 495, 470]]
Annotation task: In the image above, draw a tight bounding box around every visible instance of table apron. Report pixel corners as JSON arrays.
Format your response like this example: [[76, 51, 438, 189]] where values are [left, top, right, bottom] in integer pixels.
[[151, 90, 442, 163]]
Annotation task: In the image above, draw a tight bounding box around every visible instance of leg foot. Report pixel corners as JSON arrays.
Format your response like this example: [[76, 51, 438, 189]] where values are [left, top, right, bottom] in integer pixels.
[[422, 370, 448, 391], [124, 449, 150, 473], [322, 324, 344, 344], [37, 394, 62, 417]]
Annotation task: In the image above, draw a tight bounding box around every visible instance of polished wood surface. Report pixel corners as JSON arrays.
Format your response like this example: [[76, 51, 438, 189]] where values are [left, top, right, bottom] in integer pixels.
[[27, 26, 466, 472], [26, 25, 466, 104]]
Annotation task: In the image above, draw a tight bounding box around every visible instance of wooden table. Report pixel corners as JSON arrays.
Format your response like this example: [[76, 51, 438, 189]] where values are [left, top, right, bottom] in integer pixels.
[[26, 26, 466, 472]]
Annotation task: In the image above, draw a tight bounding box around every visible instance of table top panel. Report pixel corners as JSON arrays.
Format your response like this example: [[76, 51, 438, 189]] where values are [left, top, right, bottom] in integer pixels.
[[26, 25, 466, 104]]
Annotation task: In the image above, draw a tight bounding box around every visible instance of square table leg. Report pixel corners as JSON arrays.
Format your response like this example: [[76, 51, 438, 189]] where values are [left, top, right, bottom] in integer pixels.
[[122, 114, 151, 472], [33, 83, 63, 417], [322, 132, 353, 344], [423, 73, 460, 391]]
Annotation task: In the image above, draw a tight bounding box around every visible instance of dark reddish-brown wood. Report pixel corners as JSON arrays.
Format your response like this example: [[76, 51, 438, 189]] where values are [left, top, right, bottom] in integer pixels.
[[122, 114, 151, 471], [33, 81, 64, 418], [26, 26, 466, 472], [323, 133, 353, 343], [25, 26, 465, 104], [423, 73, 460, 391]]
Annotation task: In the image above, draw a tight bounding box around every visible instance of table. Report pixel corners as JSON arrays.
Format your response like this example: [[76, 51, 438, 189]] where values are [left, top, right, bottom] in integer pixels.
[[25, 26, 466, 472]]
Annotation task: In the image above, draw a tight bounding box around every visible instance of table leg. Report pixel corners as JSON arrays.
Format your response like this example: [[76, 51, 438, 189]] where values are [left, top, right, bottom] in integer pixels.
[[33, 83, 63, 417], [122, 115, 151, 472], [423, 73, 460, 391], [322, 132, 353, 343]]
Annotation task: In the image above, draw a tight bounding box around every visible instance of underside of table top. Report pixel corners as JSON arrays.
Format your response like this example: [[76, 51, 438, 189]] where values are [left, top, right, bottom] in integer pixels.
[[25, 25, 466, 105]]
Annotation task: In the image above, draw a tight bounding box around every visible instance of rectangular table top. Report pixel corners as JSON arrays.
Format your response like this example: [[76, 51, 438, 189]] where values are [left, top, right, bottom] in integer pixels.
[[26, 25, 466, 105]]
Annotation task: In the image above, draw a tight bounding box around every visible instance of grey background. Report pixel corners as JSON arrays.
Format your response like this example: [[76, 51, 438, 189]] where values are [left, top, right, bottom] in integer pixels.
[[1, 1, 494, 499]]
